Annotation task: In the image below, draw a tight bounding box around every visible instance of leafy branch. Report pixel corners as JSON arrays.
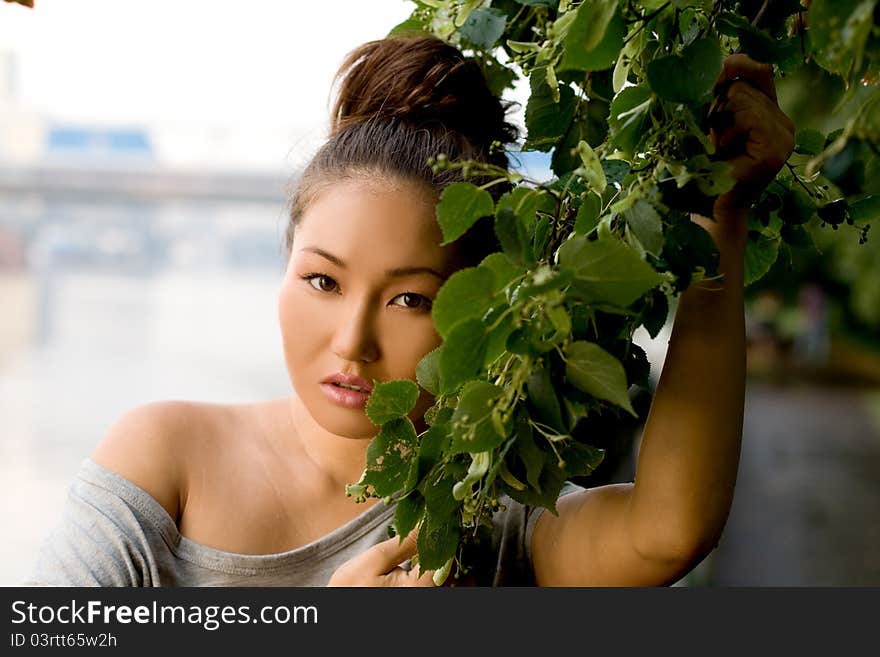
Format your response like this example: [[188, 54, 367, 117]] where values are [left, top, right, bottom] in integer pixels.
[[369, 0, 879, 585]]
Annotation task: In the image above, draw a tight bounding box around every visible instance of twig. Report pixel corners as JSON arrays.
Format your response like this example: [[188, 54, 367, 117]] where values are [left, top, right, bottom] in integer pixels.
[[752, 0, 772, 28], [623, 1, 672, 45], [786, 162, 816, 197]]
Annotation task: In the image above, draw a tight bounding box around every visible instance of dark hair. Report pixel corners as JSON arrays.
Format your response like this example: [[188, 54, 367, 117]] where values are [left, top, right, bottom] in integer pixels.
[[286, 35, 519, 267]]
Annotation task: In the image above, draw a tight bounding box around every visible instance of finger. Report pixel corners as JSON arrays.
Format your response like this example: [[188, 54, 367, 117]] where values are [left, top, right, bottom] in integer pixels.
[[382, 564, 437, 587], [412, 566, 437, 587], [714, 53, 777, 104], [360, 529, 420, 574], [405, 564, 439, 587], [710, 84, 777, 154], [708, 79, 766, 135]]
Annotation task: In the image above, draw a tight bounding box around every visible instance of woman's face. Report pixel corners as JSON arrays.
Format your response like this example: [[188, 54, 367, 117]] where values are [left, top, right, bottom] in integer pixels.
[[279, 177, 462, 440]]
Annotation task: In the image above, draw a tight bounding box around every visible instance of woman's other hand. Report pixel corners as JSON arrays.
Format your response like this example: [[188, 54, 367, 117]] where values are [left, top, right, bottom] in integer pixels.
[[326, 530, 437, 587], [709, 53, 795, 217]]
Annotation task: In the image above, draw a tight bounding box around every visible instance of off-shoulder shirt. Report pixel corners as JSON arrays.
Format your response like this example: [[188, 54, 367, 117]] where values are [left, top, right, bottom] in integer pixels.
[[27, 459, 583, 587]]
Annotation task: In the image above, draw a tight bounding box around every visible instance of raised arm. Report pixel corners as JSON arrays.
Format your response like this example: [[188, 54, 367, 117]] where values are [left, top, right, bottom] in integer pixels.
[[531, 55, 794, 586]]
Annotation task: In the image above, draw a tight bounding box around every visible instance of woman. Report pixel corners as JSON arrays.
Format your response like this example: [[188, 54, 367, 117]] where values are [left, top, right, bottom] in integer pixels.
[[29, 36, 793, 587]]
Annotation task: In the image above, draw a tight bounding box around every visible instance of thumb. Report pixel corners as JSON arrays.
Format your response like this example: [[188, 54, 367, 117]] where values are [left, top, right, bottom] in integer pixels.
[[363, 528, 420, 575]]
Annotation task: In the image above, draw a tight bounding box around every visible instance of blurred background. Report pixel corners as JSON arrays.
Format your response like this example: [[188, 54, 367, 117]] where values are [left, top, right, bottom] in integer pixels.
[[1, 0, 878, 587]]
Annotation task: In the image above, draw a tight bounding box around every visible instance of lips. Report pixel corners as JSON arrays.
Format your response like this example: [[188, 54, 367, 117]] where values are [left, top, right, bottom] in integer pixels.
[[321, 372, 375, 394], [320, 372, 375, 410]]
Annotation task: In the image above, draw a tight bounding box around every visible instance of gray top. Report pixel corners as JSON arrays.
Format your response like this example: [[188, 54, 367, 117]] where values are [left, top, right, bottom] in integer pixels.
[[27, 459, 583, 587]]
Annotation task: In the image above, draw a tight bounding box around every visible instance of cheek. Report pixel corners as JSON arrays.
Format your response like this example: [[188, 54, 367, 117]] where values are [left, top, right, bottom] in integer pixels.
[[391, 323, 441, 398], [380, 317, 441, 371], [277, 282, 325, 371]]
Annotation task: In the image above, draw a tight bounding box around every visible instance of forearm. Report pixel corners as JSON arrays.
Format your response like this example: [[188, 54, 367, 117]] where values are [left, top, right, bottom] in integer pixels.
[[629, 208, 748, 561]]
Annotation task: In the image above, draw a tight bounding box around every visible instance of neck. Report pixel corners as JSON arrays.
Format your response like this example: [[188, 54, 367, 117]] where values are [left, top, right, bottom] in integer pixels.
[[285, 394, 374, 496]]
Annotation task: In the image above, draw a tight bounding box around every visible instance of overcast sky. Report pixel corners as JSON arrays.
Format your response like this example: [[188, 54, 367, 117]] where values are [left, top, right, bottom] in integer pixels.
[[1, 0, 413, 124], [0, 0, 418, 169], [0, 0, 535, 173]]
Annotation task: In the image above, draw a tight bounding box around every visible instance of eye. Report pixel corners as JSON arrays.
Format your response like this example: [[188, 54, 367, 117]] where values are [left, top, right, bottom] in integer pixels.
[[391, 292, 432, 310], [303, 273, 338, 293]]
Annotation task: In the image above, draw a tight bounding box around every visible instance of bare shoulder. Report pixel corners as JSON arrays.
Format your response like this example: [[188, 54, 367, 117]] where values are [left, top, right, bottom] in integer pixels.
[[91, 400, 239, 522]]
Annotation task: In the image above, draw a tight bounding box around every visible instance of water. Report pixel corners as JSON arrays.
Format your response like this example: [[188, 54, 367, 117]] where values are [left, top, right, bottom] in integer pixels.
[[0, 195, 293, 584]]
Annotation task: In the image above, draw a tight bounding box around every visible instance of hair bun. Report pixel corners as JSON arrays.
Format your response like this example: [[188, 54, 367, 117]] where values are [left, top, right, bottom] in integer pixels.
[[331, 36, 516, 162]]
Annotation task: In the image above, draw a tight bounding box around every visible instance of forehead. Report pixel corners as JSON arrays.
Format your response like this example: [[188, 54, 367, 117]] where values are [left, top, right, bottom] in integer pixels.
[[293, 178, 459, 272]]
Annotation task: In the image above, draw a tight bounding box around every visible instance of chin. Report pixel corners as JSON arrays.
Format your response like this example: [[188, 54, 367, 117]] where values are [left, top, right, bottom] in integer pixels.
[[307, 396, 380, 441]]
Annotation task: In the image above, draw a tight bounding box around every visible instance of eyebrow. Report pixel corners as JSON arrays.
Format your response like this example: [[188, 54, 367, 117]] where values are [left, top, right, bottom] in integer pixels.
[[300, 247, 447, 281]]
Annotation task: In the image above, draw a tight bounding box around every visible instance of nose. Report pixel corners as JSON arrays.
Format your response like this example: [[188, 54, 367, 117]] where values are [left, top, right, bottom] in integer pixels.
[[330, 297, 380, 364]]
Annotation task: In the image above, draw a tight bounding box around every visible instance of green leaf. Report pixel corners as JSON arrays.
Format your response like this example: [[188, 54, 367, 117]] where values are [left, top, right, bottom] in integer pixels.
[[809, 0, 876, 78], [513, 0, 557, 6], [417, 513, 461, 571], [516, 265, 574, 298], [508, 307, 569, 354], [495, 206, 527, 265], [558, 236, 663, 307], [574, 193, 602, 235], [526, 364, 566, 434], [479, 251, 525, 294], [496, 187, 556, 233], [660, 216, 720, 291], [484, 309, 517, 367], [436, 183, 495, 245], [642, 290, 669, 339], [506, 326, 540, 356], [388, 15, 429, 38], [689, 157, 737, 197], [744, 234, 781, 286], [507, 40, 542, 54], [363, 418, 419, 497], [410, 421, 451, 491], [781, 188, 817, 226], [365, 379, 419, 426], [420, 460, 465, 518], [609, 85, 653, 155], [524, 68, 577, 151], [424, 404, 453, 428], [459, 7, 507, 50], [546, 304, 572, 340], [532, 215, 552, 262], [624, 342, 651, 390], [717, 11, 800, 64], [450, 381, 507, 454], [603, 159, 631, 187], [565, 341, 636, 416], [552, 100, 611, 175], [647, 38, 722, 104], [502, 458, 567, 515], [579, 0, 619, 51], [575, 140, 607, 194], [393, 491, 425, 540], [514, 410, 547, 489], [623, 200, 665, 256], [495, 187, 556, 254], [432, 265, 496, 339], [561, 5, 626, 72], [780, 223, 815, 250], [795, 128, 827, 156], [439, 318, 489, 394], [850, 195, 880, 223], [481, 55, 519, 96], [559, 440, 605, 479], [415, 346, 442, 396]]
